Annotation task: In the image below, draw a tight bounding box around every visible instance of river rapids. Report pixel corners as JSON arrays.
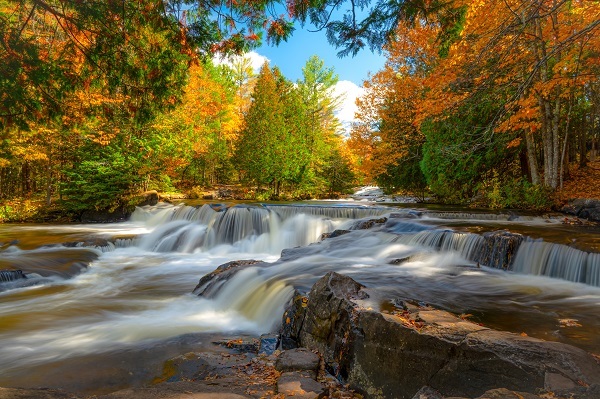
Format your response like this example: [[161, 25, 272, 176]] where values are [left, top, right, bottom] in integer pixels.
[[1, 202, 599, 393]]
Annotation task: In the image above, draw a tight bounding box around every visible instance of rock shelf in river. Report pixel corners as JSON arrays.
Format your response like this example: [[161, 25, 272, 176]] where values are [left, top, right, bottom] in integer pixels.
[[280, 271, 600, 399]]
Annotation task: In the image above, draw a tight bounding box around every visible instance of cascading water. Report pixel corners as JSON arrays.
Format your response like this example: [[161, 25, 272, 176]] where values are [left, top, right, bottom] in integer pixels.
[[0, 202, 599, 395], [129, 203, 350, 254], [512, 240, 600, 285]]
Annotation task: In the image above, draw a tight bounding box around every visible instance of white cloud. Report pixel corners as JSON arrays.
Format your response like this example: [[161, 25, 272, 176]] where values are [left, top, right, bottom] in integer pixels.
[[213, 51, 269, 74], [333, 80, 365, 135]]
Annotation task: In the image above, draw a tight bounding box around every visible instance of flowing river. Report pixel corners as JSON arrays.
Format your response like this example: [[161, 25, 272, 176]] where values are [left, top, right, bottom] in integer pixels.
[[1, 201, 600, 394]]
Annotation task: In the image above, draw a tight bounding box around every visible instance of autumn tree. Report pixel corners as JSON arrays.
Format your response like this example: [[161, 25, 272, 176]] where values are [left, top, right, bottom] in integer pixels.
[[349, 21, 435, 193], [421, 0, 600, 190], [225, 54, 257, 116], [152, 60, 239, 188]]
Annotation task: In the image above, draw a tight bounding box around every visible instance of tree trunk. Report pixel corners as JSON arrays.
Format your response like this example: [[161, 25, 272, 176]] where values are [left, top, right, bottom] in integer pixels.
[[46, 160, 52, 206], [580, 112, 588, 167], [525, 130, 540, 185], [560, 97, 573, 189]]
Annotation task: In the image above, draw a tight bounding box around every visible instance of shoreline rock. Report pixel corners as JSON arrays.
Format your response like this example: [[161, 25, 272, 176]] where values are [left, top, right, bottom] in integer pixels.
[[561, 199, 600, 223]]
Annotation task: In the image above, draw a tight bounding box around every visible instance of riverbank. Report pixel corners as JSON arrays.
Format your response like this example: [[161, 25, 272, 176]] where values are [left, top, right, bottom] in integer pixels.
[[3, 165, 600, 224]]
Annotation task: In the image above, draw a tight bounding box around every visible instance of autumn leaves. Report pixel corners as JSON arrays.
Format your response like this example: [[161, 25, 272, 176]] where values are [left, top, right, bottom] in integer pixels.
[[350, 0, 600, 206]]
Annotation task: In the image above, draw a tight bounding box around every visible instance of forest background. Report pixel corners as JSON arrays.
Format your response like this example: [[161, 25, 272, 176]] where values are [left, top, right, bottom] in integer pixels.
[[1, 0, 599, 221]]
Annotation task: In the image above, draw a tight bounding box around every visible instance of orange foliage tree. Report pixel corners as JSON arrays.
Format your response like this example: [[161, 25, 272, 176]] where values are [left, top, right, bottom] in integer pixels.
[[420, 0, 600, 190], [349, 21, 439, 192], [152, 61, 240, 188]]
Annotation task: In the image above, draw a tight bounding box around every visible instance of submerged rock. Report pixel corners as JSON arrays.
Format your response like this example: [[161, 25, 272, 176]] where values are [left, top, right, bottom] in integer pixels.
[[351, 217, 388, 230], [0, 269, 27, 283], [319, 229, 351, 241], [192, 260, 265, 297], [282, 272, 600, 399]]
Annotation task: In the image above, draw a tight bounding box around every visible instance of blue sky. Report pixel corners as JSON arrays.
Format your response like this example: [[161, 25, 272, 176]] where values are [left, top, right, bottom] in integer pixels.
[[256, 24, 386, 85], [216, 23, 386, 131]]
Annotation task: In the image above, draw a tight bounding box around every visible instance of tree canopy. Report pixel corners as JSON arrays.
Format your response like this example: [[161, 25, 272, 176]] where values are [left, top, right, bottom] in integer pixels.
[[350, 0, 600, 207], [2, 0, 599, 217]]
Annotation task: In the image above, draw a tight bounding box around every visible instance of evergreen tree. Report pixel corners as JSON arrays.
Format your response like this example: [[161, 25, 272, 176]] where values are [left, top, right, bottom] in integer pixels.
[[236, 64, 288, 192], [297, 55, 347, 193]]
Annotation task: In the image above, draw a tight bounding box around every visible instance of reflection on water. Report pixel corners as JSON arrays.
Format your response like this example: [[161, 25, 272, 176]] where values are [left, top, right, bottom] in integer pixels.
[[0, 202, 599, 394]]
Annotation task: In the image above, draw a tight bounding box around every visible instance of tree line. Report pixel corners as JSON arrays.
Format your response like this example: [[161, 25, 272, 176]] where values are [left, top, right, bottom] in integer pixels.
[[2, 0, 599, 215], [0, 0, 360, 215], [350, 0, 600, 208]]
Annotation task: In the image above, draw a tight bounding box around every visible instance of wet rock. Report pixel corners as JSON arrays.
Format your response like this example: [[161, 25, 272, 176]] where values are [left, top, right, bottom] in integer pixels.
[[351, 217, 388, 230], [284, 272, 600, 399], [79, 191, 159, 223], [411, 386, 443, 399], [473, 230, 524, 270], [97, 381, 253, 399], [576, 384, 600, 399], [258, 334, 278, 355], [137, 190, 159, 206], [0, 269, 27, 283], [80, 207, 130, 223], [155, 352, 239, 382], [390, 211, 422, 219], [389, 257, 411, 265], [279, 291, 308, 349], [0, 388, 77, 399], [561, 199, 600, 222], [193, 260, 265, 297], [281, 247, 312, 261], [320, 230, 351, 241], [63, 238, 112, 248], [275, 348, 320, 377], [213, 338, 260, 353], [474, 388, 541, 399], [277, 371, 326, 399]]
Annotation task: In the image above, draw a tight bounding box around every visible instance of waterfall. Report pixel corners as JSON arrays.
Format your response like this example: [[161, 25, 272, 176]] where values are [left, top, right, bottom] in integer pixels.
[[394, 230, 485, 260], [126, 203, 600, 287], [264, 204, 390, 220], [512, 241, 600, 285], [0, 269, 27, 283], [130, 203, 342, 254]]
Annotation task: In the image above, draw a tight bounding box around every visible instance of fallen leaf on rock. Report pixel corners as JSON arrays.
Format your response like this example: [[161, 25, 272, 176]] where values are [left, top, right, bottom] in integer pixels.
[[558, 318, 582, 327]]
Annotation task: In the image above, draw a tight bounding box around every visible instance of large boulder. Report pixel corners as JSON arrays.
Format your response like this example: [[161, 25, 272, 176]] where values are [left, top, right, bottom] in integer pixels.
[[561, 199, 600, 222], [472, 230, 524, 270], [281, 272, 600, 399]]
